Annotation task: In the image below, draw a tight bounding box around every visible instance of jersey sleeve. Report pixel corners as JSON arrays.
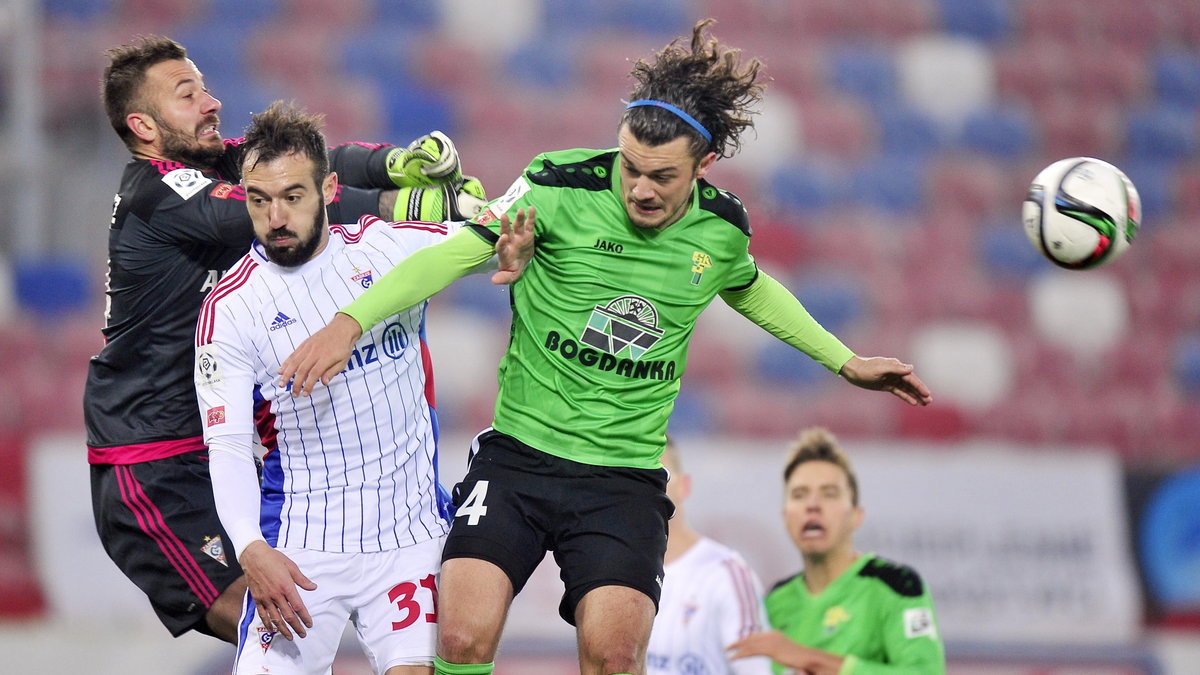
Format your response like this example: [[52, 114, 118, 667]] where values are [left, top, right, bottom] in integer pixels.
[[842, 588, 945, 675], [715, 558, 775, 675], [329, 141, 398, 189], [467, 157, 552, 242], [152, 168, 255, 248], [718, 271, 855, 373]]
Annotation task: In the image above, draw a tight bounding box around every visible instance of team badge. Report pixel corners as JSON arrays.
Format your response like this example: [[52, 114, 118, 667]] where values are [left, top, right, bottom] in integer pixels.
[[579, 295, 663, 361], [209, 183, 234, 199], [690, 250, 712, 285], [257, 626, 277, 653], [351, 267, 374, 288], [196, 345, 222, 389], [200, 535, 228, 567], [206, 406, 225, 427], [823, 606, 850, 635]]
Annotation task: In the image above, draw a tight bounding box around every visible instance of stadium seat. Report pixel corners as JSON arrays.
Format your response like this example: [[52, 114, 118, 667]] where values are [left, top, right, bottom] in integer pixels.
[[505, 40, 578, 90], [876, 106, 945, 157], [1120, 159, 1175, 227], [14, 257, 91, 319], [768, 160, 850, 214], [960, 105, 1037, 159], [368, 0, 439, 29], [979, 221, 1044, 280], [1154, 51, 1200, 110], [1124, 107, 1198, 162], [796, 95, 877, 160], [1034, 96, 1123, 160], [1015, 0, 1093, 48], [858, 0, 938, 42], [377, 84, 455, 146], [43, 0, 113, 19], [850, 155, 926, 214], [829, 45, 897, 106], [1171, 162, 1200, 218], [937, 0, 1014, 43]]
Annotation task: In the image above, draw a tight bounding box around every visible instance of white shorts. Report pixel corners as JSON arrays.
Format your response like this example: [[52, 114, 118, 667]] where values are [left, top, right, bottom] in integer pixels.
[[233, 536, 444, 675]]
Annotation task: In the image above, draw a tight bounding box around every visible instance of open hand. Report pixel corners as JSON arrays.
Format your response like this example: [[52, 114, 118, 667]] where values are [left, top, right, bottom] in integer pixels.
[[492, 206, 535, 285], [238, 541, 317, 641], [839, 355, 933, 406], [277, 313, 363, 397]]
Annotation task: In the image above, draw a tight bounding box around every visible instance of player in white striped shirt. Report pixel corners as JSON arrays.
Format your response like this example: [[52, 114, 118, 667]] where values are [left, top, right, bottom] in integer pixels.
[[194, 101, 532, 675], [648, 437, 773, 675]]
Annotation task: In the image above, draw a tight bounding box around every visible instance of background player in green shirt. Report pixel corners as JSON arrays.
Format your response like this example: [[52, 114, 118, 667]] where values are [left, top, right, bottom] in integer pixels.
[[279, 19, 932, 675], [728, 427, 946, 675]]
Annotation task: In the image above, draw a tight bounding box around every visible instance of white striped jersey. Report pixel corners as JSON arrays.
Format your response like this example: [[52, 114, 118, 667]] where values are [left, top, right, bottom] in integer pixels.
[[196, 215, 464, 554], [648, 537, 773, 675]]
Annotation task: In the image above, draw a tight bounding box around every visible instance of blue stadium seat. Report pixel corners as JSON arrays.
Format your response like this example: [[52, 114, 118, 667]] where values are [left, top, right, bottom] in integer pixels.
[[369, 0, 440, 29], [43, 0, 113, 19], [1172, 333, 1200, 395], [1154, 51, 1200, 110], [668, 388, 714, 434], [172, 23, 251, 84], [1124, 106, 1199, 162], [850, 155, 926, 213], [937, 0, 1013, 43], [960, 106, 1036, 159], [505, 40, 578, 89], [754, 340, 834, 389], [543, 0, 686, 36], [379, 85, 456, 144], [1120, 160, 1173, 228], [877, 106, 945, 157], [768, 161, 850, 214], [342, 29, 420, 91], [830, 46, 897, 106], [14, 257, 91, 318], [206, 0, 280, 23], [979, 221, 1044, 279]]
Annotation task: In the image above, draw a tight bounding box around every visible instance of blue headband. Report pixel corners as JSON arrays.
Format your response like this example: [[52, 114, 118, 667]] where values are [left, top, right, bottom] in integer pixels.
[[626, 99, 712, 145]]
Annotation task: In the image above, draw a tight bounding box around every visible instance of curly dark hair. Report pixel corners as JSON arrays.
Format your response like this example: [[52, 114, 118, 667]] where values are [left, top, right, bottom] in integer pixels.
[[241, 100, 330, 189], [622, 18, 766, 160], [101, 35, 187, 149], [783, 427, 860, 507]]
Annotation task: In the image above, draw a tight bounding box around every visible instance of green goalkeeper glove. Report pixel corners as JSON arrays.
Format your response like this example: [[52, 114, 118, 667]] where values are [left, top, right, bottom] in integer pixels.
[[393, 176, 487, 222], [386, 130, 462, 187]]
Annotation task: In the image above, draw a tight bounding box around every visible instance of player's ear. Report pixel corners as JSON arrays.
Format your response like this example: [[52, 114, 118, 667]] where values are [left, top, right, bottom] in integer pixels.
[[322, 171, 339, 205], [851, 506, 864, 530], [127, 112, 157, 143], [695, 151, 718, 179]]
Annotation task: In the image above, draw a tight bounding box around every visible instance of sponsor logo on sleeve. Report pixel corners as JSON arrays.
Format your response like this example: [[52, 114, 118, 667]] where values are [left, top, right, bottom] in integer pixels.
[[209, 183, 234, 199], [482, 176, 531, 221], [206, 405, 226, 427], [162, 168, 213, 200], [903, 607, 936, 639], [196, 345, 222, 389]]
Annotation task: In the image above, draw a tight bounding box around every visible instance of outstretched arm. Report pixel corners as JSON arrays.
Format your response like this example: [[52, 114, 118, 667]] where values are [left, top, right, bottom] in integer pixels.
[[728, 631, 845, 675], [278, 209, 535, 396], [720, 272, 931, 406]]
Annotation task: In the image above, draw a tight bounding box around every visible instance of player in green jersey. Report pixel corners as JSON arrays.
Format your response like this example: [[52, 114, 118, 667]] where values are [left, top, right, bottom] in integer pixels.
[[728, 427, 946, 675], [279, 19, 932, 675]]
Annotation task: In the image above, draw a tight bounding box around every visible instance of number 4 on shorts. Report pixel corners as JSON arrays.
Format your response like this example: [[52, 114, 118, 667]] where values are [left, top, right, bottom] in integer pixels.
[[458, 480, 489, 525]]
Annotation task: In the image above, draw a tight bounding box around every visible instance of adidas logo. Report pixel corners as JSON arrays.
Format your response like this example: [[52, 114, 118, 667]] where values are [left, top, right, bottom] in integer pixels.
[[269, 312, 297, 331]]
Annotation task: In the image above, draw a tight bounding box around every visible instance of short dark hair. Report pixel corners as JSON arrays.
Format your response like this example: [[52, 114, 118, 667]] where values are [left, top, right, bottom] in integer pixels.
[[783, 427, 860, 507], [622, 18, 766, 160], [101, 35, 187, 149], [241, 100, 330, 188]]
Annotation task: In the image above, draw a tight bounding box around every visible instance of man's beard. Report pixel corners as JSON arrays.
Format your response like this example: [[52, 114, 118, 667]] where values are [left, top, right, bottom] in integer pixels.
[[157, 115, 224, 170], [261, 200, 326, 267]]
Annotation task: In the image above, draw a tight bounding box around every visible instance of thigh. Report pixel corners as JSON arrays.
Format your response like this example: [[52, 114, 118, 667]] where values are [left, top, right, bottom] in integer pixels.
[[352, 538, 443, 672], [440, 430, 554, 595], [553, 464, 672, 626], [233, 548, 348, 675], [91, 455, 244, 636]]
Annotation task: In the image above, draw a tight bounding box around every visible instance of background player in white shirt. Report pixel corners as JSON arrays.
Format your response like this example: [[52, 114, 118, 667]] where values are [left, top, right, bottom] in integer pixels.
[[194, 101, 532, 674], [648, 437, 773, 675]]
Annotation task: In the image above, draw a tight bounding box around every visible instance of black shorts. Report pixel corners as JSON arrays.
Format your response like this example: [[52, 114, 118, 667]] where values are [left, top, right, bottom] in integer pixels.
[[441, 429, 673, 625], [91, 451, 244, 636]]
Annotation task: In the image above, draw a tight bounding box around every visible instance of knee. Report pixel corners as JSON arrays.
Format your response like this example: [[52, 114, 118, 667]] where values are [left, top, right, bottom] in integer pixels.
[[437, 623, 493, 664]]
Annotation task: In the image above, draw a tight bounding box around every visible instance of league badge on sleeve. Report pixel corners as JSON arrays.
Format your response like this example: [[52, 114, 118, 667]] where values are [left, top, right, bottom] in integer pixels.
[[162, 168, 213, 200], [903, 607, 936, 639]]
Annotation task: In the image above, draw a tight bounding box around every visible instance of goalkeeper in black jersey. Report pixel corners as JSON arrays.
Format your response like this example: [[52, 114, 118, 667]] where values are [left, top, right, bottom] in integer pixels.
[[87, 35, 482, 643]]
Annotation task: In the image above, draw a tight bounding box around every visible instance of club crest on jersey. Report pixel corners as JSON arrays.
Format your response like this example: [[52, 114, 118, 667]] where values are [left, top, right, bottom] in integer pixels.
[[161, 168, 212, 200], [350, 267, 374, 288], [823, 606, 850, 635], [206, 406, 225, 427], [579, 295, 663, 361], [196, 345, 222, 389], [200, 535, 228, 567], [257, 626, 277, 653], [690, 251, 712, 286]]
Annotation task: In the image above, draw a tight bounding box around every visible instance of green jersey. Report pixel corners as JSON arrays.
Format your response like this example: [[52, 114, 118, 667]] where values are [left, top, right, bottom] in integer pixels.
[[765, 554, 945, 675], [471, 148, 758, 468]]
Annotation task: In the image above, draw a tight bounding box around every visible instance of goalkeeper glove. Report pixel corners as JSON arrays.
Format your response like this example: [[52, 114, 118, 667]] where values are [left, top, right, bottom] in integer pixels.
[[393, 176, 488, 222], [385, 130, 462, 187]]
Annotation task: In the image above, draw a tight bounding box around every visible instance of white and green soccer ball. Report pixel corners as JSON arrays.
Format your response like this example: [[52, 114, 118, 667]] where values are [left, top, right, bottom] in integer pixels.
[[1022, 157, 1141, 269]]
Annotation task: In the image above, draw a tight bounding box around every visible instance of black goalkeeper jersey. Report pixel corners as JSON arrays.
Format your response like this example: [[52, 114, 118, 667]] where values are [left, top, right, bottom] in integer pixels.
[[85, 139, 395, 463]]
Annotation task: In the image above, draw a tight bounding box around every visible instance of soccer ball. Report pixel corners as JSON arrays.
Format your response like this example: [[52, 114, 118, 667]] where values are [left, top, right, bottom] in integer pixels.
[[1022, 157, 1141, 269]]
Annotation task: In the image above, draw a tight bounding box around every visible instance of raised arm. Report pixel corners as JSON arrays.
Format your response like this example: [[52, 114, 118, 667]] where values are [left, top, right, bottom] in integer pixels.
[[719, 272, 932, 406]]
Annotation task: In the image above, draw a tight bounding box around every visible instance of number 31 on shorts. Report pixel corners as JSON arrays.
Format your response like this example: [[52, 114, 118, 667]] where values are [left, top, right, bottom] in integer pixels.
[[457, 480, 489, 525]]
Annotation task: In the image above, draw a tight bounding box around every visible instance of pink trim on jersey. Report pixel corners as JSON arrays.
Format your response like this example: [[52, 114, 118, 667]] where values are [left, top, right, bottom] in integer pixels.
[[150, 159, 187, 175], [196, 256, 260, 346], [390, 221, 450, 235], [115, 465, 220, 606], [224, 137, 245, 148], [87, 436, 206, 465], [722, 558, 764, 639], [336, 141, 389, 150]]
